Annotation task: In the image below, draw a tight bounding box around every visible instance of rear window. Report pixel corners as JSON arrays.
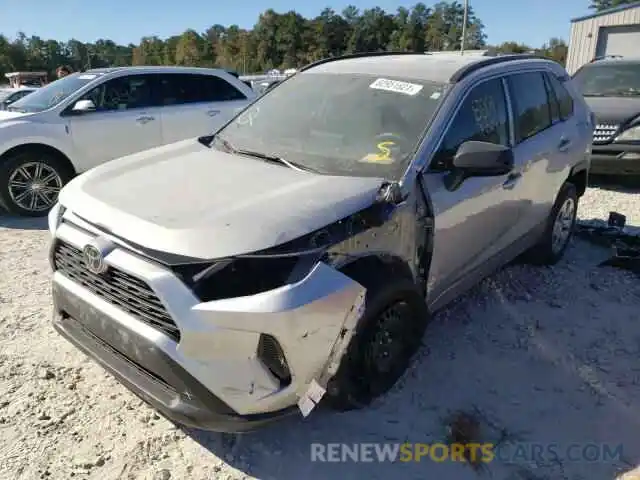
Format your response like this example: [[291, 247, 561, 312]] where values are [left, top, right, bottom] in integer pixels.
[[572, 63, 640, 97]]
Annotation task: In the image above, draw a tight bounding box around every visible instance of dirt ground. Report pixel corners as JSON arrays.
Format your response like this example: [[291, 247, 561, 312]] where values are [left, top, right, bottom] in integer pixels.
[[0, 182, 639, 480]]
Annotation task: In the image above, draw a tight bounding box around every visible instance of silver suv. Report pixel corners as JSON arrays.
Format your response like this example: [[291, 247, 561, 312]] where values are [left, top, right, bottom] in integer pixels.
[[47, 52, 593, 432]]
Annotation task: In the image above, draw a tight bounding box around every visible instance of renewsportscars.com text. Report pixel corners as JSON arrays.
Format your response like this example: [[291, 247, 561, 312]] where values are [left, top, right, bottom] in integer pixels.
[[310, 442, 624, 463]]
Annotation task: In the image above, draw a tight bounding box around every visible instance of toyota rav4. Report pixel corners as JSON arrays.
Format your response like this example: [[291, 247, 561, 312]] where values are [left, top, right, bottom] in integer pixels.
[[48, 52, 593, 432]]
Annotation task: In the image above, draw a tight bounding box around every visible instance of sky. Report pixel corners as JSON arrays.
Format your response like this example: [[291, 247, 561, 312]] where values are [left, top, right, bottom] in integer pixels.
[[0, 0, 592, 48]]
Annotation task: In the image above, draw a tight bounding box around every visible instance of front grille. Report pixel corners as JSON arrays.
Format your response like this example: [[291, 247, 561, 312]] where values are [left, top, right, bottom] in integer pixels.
[[593, 123, 620, 144], [53, 241, 180, 341]]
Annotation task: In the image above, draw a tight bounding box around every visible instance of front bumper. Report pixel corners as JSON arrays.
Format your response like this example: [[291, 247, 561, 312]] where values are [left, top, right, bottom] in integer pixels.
[[50, 212, 365, 430], [590, 143, 640, 175], [52, 302, 296, 432]]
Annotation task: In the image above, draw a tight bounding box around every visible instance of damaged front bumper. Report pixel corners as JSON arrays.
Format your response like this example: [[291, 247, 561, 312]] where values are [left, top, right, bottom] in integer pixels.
[[50, 214, 366, 432]]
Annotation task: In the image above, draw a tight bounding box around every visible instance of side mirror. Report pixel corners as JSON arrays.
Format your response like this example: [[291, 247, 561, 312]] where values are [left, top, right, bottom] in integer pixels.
[[452, 141, 514, 176], [71, 99, 96, 113]]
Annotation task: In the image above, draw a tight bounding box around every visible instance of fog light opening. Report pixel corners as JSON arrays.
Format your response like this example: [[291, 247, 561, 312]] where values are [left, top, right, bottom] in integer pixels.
[[257, 334, 292, 387]]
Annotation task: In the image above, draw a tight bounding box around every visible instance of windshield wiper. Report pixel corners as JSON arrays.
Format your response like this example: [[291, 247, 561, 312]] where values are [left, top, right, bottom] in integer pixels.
[[234, 148, 317, 173], [586, 90, 640, 97], [203, 134, 318, 173], [611, 90, 640, 97], [205, 134, 237, 152]]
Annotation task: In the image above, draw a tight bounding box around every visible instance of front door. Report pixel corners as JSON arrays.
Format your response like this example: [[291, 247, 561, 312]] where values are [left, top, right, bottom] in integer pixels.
[[422, 76, 523, 310], [68, 74, 162, 172]]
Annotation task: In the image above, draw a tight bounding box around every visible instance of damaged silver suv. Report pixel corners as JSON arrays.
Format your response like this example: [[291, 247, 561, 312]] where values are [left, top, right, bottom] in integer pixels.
[[48, 52, 592, 432]]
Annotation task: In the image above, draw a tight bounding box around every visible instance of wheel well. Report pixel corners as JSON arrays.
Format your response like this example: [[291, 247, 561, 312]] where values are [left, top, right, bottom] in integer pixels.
[[0, 143, 76, 176], [339, 255, 415, 289], [567, 168, 587, 197]]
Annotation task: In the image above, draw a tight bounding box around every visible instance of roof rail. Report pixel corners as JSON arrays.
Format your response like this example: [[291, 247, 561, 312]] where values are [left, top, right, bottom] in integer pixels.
[[449, 54, 547, 82], [299, 51, 428, 72]]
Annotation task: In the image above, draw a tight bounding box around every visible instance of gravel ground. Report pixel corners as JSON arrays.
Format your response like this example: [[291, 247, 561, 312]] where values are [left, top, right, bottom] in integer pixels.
[[0, 182, 639, 480]]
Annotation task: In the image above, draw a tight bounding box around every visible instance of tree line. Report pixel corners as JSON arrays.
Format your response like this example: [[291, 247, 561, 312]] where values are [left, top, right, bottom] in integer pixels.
[[589, 0, 637, 11], [0, 2, 569, 81]]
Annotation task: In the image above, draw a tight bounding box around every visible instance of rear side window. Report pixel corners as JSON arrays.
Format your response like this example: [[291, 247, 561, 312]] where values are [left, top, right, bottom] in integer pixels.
[[507, 72, 552, 143], [431, 78, 509, 170], [546, 73, 574, 121], [10, 91, 31, 102], [159, 74, 246, 105]]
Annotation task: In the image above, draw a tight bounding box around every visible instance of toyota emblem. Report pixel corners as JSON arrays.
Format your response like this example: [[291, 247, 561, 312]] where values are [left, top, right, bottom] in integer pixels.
[[83, 243, 108, 275]]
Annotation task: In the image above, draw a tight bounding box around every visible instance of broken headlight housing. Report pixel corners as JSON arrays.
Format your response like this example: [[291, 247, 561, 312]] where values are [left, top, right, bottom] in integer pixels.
[[173, 202, 393, 302], [48, 202, 66, 234]]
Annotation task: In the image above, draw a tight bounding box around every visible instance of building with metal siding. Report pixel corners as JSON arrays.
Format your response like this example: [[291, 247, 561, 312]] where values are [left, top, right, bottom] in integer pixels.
[[566, 2, 640, 75]]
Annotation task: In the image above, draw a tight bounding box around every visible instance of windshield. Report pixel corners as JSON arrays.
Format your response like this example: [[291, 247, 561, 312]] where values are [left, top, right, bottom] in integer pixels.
[[8, 72, 104, 113], [0, 90, 14, 102], [214, 72, 446, 179], [572, 63, 640, 97]]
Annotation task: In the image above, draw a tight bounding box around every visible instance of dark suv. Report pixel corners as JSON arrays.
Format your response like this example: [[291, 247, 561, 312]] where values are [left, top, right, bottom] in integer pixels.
[[572, 57, 640, 176]]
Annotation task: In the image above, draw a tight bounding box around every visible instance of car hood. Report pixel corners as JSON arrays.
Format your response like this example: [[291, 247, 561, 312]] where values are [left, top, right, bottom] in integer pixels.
[[59, 139, 386, 260], [0, 110, 29, 121], [583, 96, 640, 125]]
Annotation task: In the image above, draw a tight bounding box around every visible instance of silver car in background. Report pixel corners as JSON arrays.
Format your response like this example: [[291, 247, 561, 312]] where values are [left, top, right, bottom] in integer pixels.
[[0, 87, 37, 110]]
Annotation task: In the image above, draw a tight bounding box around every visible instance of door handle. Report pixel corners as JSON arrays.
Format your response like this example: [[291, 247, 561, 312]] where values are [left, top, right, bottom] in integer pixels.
[[557, 137, 572, 152], [207, 110, 220, 117], [502, 172, 522, 190], [136, 115, 155, 124]]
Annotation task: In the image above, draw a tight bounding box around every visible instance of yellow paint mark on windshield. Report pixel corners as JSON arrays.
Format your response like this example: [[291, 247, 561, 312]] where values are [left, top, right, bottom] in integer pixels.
[[360, 141, 396, 164]]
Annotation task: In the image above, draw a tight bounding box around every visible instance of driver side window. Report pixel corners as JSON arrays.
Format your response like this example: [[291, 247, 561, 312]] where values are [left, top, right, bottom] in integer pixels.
[[430, 78, 509, 171], [79, 75, 155, 112]]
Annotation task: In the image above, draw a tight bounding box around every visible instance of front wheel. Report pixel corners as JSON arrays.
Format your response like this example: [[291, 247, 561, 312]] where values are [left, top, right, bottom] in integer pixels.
[[0, 151, 72, 217], [324, 275, 430, 411], [524, 182, 578, 265]]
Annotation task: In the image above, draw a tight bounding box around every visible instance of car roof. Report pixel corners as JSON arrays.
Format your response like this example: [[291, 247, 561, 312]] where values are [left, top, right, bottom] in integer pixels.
[[85, 66, 229, 75], [302, 52, 549, 83]]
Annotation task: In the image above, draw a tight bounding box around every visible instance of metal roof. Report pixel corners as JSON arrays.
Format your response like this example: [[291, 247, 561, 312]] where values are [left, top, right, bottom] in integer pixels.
[[571, 1, 640, 23], [5, 71, 47, 78]]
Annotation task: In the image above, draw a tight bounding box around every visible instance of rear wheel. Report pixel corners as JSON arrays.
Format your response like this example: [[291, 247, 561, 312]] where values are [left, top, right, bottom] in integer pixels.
[[0, 150, 73, 217], [324, 274, 430, 411], [524, 182, 578, 265]]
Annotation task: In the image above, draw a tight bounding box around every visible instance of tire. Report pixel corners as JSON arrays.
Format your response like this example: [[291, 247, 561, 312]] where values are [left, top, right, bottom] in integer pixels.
[[524, 182, 578, 265], [0, 149, 73, 217], [324, 274, 430, 411]]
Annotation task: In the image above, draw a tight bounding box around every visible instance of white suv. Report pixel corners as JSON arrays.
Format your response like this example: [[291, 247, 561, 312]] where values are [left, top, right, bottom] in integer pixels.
[[0, 66, 256, 216]]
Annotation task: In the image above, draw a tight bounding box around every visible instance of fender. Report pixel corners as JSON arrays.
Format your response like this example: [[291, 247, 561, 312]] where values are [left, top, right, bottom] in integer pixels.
[[569, 156, 590, 176], [0, 121, 76, 169]]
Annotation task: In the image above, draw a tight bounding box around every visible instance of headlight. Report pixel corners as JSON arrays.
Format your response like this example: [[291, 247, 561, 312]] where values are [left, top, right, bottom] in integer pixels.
[[47, 203, 65, 234], [190, 256, 304, 302], [615, 125, 640, 142]]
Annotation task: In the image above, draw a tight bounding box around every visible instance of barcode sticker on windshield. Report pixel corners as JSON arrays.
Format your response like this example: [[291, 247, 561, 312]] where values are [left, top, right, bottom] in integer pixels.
[[78, 75, 97, 80], [369, 78, 423, 96]]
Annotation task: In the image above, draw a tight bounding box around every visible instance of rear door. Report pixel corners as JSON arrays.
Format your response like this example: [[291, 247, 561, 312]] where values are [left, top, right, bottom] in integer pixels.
[[157, 73, 250, 144], [68, 74, 163, 171], [423, 76, 522, 308], [502, 71, 561, 239], [545, 70, 590, 181]]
